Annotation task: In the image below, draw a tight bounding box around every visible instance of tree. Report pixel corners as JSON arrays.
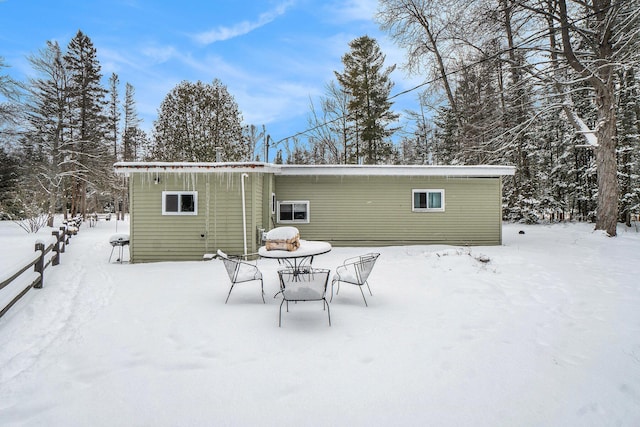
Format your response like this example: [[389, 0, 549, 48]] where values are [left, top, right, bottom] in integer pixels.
[[525, 0, 640, 235], [377, 0, 462, 128], [335, 35, 399, 164], [64, 30, 110, 216], [617, 67, 640, 226], [402, 95, 435, 165], [151, 79, 245, 162], [122, 82, 142, 161], [378, 0, 640, 230], [0, 57, 23, 141], [23, 41, 72, 225], [306, 81, 352, 164], [0, 146, 21, 219], [243, 124, 265, 162], [107, 73, 120, 159]]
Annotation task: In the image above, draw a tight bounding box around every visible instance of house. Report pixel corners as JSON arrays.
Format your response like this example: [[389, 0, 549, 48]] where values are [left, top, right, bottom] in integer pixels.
[[113, 162, 516, 263]]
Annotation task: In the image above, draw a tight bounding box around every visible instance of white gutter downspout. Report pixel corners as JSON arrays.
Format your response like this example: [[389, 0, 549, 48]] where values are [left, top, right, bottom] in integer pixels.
[[241, 173, 249, 258]]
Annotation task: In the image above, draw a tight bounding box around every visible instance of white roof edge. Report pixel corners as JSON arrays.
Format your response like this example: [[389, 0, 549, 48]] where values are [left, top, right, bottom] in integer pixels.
[[114, 162, 516, 177], [277, 164, 516, 176], [113, 161, 279, 175]]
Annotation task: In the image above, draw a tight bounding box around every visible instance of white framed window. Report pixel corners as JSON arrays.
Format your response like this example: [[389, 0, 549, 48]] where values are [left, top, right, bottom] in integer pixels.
[[162, 191, 197, 215], [277, 200, 310, 223], [412, 189, 445, 212]]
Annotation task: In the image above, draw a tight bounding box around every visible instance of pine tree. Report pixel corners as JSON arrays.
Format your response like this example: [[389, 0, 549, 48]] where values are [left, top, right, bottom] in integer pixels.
[[122, 82, 142, 161], [64, 30, 109, 216], [617, 67, 640, 226], [335, 35, 399, 164], [0, 146, 20, 219], [0, 58, 22, 217], [108, 73, 120, 159]]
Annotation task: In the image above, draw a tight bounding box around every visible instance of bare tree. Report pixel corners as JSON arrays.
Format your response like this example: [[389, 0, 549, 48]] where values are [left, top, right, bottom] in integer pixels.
[[24, 41, 71, 225], [306, 81, 352, 164], [377, 0, 463, 126], [528, 0, 640, 235], [379, 0, 640, 232]]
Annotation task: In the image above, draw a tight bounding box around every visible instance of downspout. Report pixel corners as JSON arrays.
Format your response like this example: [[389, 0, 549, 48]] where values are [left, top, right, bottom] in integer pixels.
[[241, 173, 249, 257]]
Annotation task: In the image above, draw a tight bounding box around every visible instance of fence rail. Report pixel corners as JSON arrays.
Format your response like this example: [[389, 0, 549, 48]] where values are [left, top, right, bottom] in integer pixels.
[[0, 216, 82, 319]]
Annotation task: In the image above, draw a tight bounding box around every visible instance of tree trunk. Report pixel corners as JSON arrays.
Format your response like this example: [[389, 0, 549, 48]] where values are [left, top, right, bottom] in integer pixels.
[[557, 0, 619, 236], [594, 85, 619, 236]]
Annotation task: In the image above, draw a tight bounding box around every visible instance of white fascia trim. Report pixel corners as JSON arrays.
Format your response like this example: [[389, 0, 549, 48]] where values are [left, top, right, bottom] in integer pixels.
[[113, 161, 278, 176], [114, 162, 516, 177], [277, 164, 516, 177]]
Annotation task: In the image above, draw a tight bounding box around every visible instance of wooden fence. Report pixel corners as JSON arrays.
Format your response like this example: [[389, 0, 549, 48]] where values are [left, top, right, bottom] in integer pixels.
[[0, 216, 82, 319]]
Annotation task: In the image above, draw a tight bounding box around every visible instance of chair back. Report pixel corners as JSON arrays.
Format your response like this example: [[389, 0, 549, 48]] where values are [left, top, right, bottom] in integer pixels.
[[217, 249, 239, 281], [278, 268, 330, 301], [354, 253, 379, 283]]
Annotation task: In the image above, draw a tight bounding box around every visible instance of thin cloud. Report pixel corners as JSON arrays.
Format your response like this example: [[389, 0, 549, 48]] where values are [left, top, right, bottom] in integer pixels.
[[141, 45, 179, 64], [192, 1, 295, 45], [325, 0, 377, 23]]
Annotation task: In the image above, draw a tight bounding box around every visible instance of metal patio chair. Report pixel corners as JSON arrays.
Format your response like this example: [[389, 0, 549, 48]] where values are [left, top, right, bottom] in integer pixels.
[[331, 253, 380, 307], [275, 268, 331, 327], [217, 249, 265, 304]]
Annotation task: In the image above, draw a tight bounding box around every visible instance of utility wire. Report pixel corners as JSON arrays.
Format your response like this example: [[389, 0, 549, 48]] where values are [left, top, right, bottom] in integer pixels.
[[272, 0, 627, 147]]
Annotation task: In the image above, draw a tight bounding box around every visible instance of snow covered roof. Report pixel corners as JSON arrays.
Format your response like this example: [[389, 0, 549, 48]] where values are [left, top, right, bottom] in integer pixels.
[[278, 164, 516, 176], [113, 161, 277, 175], [114, 161, 515, 177]]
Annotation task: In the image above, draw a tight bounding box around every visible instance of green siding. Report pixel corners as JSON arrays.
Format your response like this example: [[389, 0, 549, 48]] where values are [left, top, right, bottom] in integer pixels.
[[260, 174, 276, 232], [129, 172, 265, 262], [126, 170, 505, 262], [274, 175, 503, 246]]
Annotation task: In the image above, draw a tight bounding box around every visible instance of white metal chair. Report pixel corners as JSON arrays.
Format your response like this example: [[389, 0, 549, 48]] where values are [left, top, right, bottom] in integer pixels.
[[331, 253, 380, 306], [217, 249, 265, 304], [275, 268, 331, 327]]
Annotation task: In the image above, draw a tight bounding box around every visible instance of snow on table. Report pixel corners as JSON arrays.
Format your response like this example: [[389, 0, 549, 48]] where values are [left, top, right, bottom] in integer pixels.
[[258, 240, 331, 258], [265, 226, 299, 241]]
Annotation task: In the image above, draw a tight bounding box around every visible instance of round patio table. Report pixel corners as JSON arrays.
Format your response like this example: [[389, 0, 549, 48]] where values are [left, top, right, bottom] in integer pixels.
[[258, 240, 332, 273]]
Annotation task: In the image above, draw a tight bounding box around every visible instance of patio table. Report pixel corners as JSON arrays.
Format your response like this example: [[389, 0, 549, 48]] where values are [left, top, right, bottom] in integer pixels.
[[258, 240, 332, 273]]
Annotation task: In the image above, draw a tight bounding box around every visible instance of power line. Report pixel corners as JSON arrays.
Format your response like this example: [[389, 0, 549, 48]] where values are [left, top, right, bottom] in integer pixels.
[[272, 1, 627, 147]]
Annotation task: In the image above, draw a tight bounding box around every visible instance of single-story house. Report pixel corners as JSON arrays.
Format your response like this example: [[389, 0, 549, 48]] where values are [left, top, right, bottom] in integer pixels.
[[113, 162, 516, 263]]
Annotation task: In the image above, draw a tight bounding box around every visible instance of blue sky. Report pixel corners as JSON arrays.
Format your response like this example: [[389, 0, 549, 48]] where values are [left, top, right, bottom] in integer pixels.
[[0, 0, 423, 159]]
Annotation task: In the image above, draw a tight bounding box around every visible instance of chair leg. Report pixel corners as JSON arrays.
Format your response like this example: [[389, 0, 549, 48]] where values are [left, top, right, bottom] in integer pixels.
[[365, 281, 373, 296], [279, 299, 286, 327], [260, 279, 265, 303], [109, 246, 115, 263], [359, 285, 368, 307], [325, 299, 331, 326], [225, 284, 235, 304], [330, 280, 340, 301]]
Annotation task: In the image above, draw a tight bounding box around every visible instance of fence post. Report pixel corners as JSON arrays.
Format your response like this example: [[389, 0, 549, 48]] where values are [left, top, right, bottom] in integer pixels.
[[34, 242, 44, 289], [52, 231, 60, 266], [60, 226, 67, 250]]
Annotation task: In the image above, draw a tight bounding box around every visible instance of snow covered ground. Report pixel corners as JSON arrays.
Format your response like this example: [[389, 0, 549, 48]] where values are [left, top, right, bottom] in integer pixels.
[[1, 218, 639, 426]]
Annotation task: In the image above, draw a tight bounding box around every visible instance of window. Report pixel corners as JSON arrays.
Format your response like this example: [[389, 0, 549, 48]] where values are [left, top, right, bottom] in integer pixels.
[[412, 189, 445, 212], [277, 201, 309, 223], [162, 191, 197, 215]]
